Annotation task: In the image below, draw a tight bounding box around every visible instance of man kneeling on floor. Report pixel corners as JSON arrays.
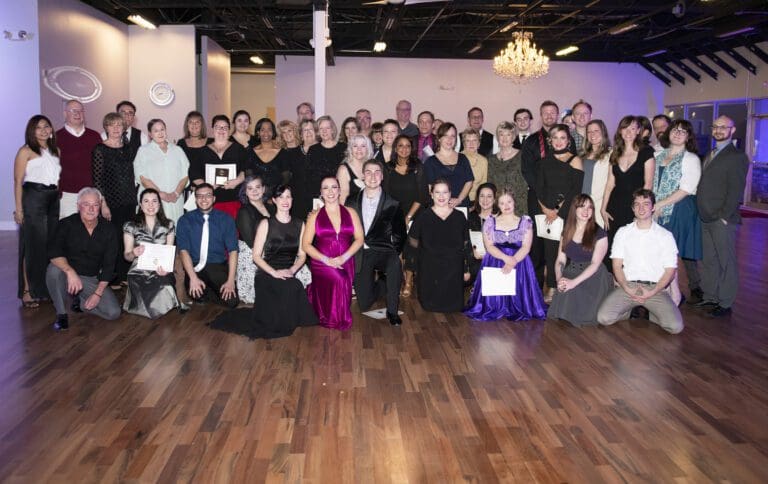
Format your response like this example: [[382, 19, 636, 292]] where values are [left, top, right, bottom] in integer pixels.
[[47, 187, 121, 330], [597, 188, 684, 334]]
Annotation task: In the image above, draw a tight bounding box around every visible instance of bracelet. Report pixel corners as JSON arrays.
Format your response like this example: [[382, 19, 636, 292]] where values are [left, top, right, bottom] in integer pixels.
[[94, 292, 103, 297], [321, 256, 330, 264]]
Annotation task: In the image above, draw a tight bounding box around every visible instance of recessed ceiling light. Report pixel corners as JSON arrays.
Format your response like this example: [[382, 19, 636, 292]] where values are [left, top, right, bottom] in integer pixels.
[[373, 41, 387, 53]]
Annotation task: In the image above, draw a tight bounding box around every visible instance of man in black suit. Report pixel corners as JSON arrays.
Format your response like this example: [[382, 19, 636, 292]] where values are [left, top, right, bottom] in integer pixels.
[[458, 107, 496, 157], [346, 159, 407, 325], [521, 100, 559, 285], [512, 108, 533, 150], [695, 115, 749, 317]]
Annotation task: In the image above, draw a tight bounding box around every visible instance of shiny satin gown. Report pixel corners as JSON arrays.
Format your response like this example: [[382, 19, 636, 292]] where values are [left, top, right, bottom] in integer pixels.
[[307, 206, 356, 330], [464, 215, 546, 321]]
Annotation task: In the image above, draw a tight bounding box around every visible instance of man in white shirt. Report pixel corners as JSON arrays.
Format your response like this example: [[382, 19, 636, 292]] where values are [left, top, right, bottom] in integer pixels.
[[597, 189, 684, 334], [512, 108, 533, 149]]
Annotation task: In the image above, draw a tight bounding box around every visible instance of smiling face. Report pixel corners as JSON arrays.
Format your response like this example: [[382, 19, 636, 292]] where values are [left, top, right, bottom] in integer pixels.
[[246, 178, 265, 203], [64, 101, 85, 129], [320, 177, 340, 203], [106, 119, 124, 141], [235, 114, 250, 134], [497, 193, 515, 214], [711, 116, 735, 143], [575, 199, 594, 223], [572, 104, 592, 129], [363, 163, 383, 190], [351, 139, 369, 162], [620, 121, 640, 145], [396, 101, 411, 124], [187, 116, 202, 138], [514, 112, 531, 132], [344, 121, 358, 140], [668, 124, 690, 148], [194, 186, 215, 212], [431, 182, 451, 207], [395, 137, 412, 160], [586, 122, 603, 147], [297, 104, 313, 121], [258, 122, 274, 142], [300, 123, 316, 146], [463, 133, 479, 153], [118, 105, 136, 128], [497, 128, 514, 148], [318, 120, 334, 142], [140, 192, 161, 217], [280, 126, 296, 146], [149, 121, 167, 144], [540, 105, 559, 129], [478, 187, 495, 211], [632, 196, 654, 222], [382, 123, 398, 147], [652, 118, 669, 139], [549, 128, 570, 151], [274, 188, 293, 212], [34, 118, 53, 144], [418, 112, 433, 135], [439, 126, 457, 152], [356, 110, 371, 131], [212, 120, 230, 141], [468, 109, 484, 130], [78, 192, 101, 223]]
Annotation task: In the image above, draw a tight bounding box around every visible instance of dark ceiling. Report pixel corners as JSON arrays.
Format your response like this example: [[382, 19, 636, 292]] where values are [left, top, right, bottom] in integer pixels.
[[82, 0, 768, 84]]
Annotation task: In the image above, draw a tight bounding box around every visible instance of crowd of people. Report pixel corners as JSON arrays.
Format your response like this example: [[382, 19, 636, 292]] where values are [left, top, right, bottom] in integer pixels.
[[12, 96, 750, 337]]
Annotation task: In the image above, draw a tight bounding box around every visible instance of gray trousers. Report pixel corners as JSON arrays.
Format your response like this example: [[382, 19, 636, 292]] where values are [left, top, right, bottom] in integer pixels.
[[46, 264, 121, 320], [701, 220, 738, 308], [597, 282, 684, 334]]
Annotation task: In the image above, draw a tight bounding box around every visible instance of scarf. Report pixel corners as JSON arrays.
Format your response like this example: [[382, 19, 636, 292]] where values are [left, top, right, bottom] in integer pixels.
[[653, 149, 684, 224]]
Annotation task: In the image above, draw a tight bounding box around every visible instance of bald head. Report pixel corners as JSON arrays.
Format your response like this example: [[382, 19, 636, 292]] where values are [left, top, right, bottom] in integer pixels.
[[712, 115, 736, 143], [63, 99, 85, 129]]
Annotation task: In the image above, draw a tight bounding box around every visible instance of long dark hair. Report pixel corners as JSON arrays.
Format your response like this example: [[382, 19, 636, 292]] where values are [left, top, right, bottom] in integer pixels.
[[668, 119, 698, 154], [472, 182, 498, 214], [610, 115, 640, 165], [339, 116, 361, 144], [584, 120, 611, 160], [387, 134, 420, 173], [134, 188, 171, 228], [255, 117, 277, 140], [561, 194, 598, 251], [24, 115, 58, 156]]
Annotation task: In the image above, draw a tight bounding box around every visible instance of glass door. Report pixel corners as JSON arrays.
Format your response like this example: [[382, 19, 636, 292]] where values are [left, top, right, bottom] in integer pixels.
[[746, 113, 768, 210]]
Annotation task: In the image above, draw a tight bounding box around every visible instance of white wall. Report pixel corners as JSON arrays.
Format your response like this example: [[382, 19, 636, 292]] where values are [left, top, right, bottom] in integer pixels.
[[664, 43, 768, 106], [200, 36, 231, 123], [37, 0, 128, 129], [275, 56, 666, 135], [0, 0, 41, 229], [128, 25, 196, 140], [231, 73, 276, 121]]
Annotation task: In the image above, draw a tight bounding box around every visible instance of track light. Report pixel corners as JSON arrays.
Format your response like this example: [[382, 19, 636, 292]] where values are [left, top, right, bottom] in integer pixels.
[[468, 43, 482, 54], [555, 46, 579, 56], [373, 41, 386, 52], [250, 55, 264, 65], [609, 23, 638, 35], [127, 14, 156, 30]]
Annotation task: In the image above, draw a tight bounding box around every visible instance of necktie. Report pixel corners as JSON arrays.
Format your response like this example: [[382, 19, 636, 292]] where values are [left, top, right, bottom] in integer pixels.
[[121, 130, 129, 147], [521, 134, 527, 143], [193, 213, 210, 272], [704, 149, 716, 169]]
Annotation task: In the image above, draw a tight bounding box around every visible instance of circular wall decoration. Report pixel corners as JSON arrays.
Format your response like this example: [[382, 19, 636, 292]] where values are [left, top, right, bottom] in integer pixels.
[[149, 81, 175, 106], [42, 66, 102, 103]]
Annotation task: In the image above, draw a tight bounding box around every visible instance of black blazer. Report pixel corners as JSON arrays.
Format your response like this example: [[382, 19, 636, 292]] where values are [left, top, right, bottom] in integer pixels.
[[346, 189, 406, 256], [696, 143, 749, 224]]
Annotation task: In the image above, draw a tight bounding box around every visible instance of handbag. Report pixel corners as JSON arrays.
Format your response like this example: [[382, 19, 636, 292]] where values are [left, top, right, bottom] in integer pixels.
[[534, 214, 563, 241]]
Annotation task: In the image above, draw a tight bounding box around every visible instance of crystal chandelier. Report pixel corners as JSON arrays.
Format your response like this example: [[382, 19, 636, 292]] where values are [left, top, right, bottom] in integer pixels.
[[493, 31, 550, 83]]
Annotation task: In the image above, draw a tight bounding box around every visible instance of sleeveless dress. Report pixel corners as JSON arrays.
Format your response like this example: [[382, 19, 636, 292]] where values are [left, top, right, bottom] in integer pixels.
[[209, 217, 319, 339], [546, 228, 614, 326], [464, 215, 546, 321], [342, 162, 365, 202], [606, 146, 654, 241], [122, 220, 179, 319], [306, 206, 356, 330]]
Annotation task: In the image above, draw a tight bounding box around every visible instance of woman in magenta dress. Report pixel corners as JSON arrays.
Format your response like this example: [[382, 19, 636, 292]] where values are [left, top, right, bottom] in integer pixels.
[[302, 176, 364, 330]]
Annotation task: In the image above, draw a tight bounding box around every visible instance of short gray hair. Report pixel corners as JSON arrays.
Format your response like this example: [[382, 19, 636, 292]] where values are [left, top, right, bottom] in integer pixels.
[[77, 187, 103, 204]]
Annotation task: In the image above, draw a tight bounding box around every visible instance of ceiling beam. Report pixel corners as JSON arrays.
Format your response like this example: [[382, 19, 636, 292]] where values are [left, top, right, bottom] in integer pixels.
[[721, 45, 758, 74], [702, 51, 737, 78], [640, 62, 671, 86], [669, 59, 701, 83], [653, 62, 685, 84], [746, 43, 768, 65]]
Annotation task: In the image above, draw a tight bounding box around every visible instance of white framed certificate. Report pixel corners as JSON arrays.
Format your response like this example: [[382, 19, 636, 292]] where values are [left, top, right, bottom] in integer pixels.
[[456, 206, 468, 219], [481, 267, 516, 296], [469, 231, 486, 256], [205, 163, 237, 187], [136, 243, 176, 272]]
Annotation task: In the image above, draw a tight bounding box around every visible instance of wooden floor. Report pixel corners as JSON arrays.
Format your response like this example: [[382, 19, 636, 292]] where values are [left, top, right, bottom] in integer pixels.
[[1, 219, 767, 483]]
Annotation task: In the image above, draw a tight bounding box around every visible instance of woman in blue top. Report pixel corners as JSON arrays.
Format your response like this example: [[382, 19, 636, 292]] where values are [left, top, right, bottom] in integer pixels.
[[423, 122, 474, 208]]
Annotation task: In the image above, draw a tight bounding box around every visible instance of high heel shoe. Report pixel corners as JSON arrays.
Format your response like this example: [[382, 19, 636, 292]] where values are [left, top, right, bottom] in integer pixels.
[[400, 271, 413, 297], [543, 287, 555, 304]]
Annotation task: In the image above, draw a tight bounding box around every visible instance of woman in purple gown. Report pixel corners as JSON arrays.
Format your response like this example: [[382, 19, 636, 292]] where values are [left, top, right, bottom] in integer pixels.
[[464, 187, 546, 321], [302, 176, 364, 330]]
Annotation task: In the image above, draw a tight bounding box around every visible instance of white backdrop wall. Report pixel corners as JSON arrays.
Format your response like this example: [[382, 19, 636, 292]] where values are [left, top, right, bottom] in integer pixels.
[[200, 36, 231, 125], [275, 56, 666, 135], [128, 25, 196, 140], [231, 73, 276, 122], [0, 0, 41, 229]]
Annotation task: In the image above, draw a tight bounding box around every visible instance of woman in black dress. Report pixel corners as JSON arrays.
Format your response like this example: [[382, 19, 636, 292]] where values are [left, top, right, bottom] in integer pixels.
[[209, 184, 319, 339], [235, 175, 275, 304], [375, 119, 398, 164], [231, 109, 256, 149], [535, 124, 584, 303], [288, 119, 319, 219], [338, 116, 360, 145], [307, 116, 346, 208], [177, 111, 212, 204], [92, 112, 137, 286], [248, 118, 290, 194], [468, 182, 497, 283], [601, 116, 655, 245], [337, 134, 372, 205], [385, 134, 426, 296], [190, 115, 249, 219], [408, 179, 471, 313]]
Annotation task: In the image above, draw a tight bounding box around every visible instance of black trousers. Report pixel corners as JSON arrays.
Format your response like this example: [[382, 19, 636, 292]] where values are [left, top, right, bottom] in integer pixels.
[[185, 262, 239, 308], [355, 249, 402, 315], [527, 196, 545, 287], [18, 183, 59, 299], [110, 203, 137, 283]]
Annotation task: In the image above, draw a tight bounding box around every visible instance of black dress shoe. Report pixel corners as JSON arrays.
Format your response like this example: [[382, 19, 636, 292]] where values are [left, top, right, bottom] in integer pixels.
[[71, 298, 83, 313], [694, 300, 718, 310], [387, 312, 402, 326], [687, 288, 704, 305], [708, 305, 732, 317], [178, 303, 191, 314], [53, 314, 69, 331], [629, 306, 649, 320]]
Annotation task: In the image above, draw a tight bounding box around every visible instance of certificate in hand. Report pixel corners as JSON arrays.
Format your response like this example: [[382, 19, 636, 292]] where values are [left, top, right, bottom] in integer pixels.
[[136, 243, 176, 272], [481, 267, 516, 296], [469, 231, 486, 256], [205, 163, 237, 187]]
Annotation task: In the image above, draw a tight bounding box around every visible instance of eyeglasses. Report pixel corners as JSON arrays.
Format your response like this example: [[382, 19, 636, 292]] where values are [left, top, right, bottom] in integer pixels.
[[66, 109, 84, 114], [195, 193, 214, 199], [670, 127, 689, 135], [213, 125, 229, 131], [711, 124, 733, 131]]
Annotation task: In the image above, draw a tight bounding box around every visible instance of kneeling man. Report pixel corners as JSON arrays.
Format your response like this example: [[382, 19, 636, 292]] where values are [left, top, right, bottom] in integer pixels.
[[47, 187, 121, 330], [597, 189, 683, 334]]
